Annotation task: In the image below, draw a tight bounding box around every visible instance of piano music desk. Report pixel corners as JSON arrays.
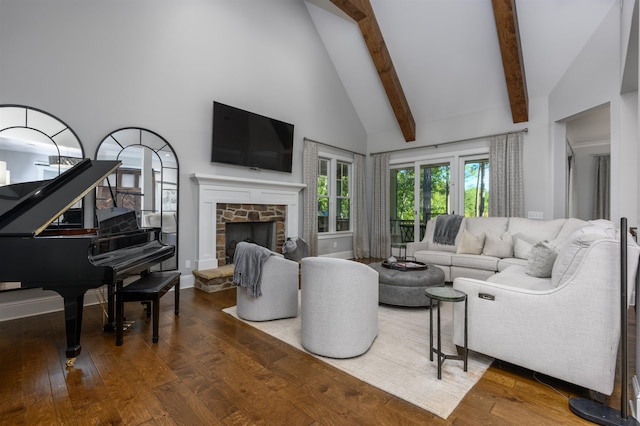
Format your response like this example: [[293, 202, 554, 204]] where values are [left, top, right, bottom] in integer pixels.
[[116, 271, 181, 346]]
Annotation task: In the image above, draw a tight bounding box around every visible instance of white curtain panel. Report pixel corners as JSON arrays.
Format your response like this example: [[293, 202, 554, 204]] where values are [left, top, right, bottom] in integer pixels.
[[489, 132, 524, 217], [303, 140, 318, 257], [352, 154, 370, 258], [593, 154, 610, 220], [371, 153, 391, 258]]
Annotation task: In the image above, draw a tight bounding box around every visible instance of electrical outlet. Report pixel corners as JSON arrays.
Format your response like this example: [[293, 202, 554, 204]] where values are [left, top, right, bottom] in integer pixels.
[[333, 242, 337, 248], [185, 260, 191, 268], [527, 211, 544, 220]]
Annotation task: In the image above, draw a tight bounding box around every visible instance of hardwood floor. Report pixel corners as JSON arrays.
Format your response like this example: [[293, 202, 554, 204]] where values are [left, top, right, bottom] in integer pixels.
[[0, 285, 632, 425]]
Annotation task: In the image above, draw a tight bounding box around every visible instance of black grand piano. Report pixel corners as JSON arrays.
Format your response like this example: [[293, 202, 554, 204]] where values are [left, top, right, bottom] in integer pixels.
[[0, 159, 175, 366]]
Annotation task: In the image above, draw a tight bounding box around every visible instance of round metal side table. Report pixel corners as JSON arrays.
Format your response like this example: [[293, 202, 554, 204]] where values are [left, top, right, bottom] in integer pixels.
[[425, 286, 468, 380]]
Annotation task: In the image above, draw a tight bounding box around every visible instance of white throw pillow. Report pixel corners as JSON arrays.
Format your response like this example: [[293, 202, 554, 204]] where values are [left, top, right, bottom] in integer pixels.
[[482, 231, 514, 258], [525, 241, 558, 278], [513, 236, 534, 259], [456, 229, 485, 255]]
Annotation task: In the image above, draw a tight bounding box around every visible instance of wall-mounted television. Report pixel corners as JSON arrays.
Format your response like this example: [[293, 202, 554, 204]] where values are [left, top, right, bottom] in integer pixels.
[[211, 101, 294, 173]]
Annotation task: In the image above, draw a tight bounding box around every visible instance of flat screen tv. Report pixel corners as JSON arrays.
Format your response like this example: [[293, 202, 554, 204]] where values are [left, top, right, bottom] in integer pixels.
[[211, 101, 294, 173]]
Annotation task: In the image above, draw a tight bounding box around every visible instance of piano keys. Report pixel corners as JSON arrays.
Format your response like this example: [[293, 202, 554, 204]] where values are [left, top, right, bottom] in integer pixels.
[[0, 159, 175, 366]]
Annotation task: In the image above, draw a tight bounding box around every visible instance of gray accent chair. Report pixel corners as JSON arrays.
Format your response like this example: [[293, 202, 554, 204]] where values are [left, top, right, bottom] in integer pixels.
[[236, 254, 299, 321], [301, 257, 379, 358]]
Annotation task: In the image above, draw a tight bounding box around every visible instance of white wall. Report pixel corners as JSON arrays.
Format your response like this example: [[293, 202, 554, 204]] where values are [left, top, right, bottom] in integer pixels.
[[619, 90, 639, 225], [550, 2, 639, 226], [0, 0, 366, 319]]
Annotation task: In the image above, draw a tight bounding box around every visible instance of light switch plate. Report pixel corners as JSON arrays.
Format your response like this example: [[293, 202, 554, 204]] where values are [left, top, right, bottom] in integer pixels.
[[527, 211, 544, 220]]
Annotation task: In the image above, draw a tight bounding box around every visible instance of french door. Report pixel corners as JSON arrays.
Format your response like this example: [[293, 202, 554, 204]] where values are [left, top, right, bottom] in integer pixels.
[[391, 154, 490, 243], [390, 159, 453, 243]]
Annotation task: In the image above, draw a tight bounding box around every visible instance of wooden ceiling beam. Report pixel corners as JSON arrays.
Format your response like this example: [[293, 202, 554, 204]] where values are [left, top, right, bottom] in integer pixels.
[[492, 0, 528, 123], [331, 0, 416, 142]]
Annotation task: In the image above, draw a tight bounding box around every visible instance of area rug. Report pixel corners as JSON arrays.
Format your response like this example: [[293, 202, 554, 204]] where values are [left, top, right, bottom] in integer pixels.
[[223, 300, 493, 419]]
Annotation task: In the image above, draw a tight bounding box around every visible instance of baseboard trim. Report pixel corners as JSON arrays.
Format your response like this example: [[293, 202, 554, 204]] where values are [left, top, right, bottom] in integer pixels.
[[0, 290, 102, 322], [320, 250, 353, 260], [0, 274, 195, 322]]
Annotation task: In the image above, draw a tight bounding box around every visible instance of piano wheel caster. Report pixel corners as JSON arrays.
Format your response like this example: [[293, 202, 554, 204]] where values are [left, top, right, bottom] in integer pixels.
[[66, 357, 77, 367]]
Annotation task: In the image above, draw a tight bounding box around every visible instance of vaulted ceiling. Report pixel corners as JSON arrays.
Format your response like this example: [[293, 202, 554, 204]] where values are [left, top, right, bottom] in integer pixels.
[[305, 0, 617, 142]]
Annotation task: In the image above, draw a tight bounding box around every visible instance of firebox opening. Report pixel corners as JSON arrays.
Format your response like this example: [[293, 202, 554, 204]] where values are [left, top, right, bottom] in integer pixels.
[[225, 221, 276, 264]]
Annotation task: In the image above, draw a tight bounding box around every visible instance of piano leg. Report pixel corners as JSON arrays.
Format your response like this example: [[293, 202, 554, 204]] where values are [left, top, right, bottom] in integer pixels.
[[116, 281, 124, 346], [103, 279, 119, 332], [59, 290, 86, 367]]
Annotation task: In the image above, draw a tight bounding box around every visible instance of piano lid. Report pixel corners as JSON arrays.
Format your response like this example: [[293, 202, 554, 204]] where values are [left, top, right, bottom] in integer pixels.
[[0, 159, 121, 237]]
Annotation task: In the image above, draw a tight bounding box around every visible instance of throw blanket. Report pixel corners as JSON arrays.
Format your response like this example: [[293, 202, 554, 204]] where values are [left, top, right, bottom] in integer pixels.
[[433, 214, 464, 245], [232, 241, 273, 297]]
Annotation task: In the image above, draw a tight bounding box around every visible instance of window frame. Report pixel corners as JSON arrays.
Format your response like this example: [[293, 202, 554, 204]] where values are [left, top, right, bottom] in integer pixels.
[[416, 157, 455, 221], [317, 151, 353, 236], [389, 146, 490, 242], [458, 153, 490, 218]]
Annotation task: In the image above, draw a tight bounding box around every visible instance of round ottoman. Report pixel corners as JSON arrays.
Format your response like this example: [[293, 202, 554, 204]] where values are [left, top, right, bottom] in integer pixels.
[[368, 262, 445, 307]]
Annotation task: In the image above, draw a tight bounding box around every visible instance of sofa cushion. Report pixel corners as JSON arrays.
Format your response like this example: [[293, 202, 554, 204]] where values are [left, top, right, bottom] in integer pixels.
[[456, 229, 485, 255], [451, 254, 499, 271], [551, 220, 616, 287], [513, 237, 534, 259], [451, 266, 495, 281], [507, 218, 565, 244], [413, 250, 454, 266], [525, 241, 558, 278], [482, 231, 514, 258], [498, 257, 528, 271], [553, 218, 588, 249], [587, 219, 617, 237], [488, 265, 555, 290], [464, 216, 508, 237]]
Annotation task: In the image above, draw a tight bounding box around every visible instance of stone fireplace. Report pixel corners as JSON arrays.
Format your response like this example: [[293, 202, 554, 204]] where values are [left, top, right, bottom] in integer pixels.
[[217, 203, 286, 265], [191, 173, 305, 271]]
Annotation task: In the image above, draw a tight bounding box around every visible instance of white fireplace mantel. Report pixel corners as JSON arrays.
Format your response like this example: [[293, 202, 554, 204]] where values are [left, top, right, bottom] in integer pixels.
[[191, 173, 306, 270]]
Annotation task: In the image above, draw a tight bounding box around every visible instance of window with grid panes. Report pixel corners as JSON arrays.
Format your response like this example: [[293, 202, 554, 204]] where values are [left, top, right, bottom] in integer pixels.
[[317, 157, 351, 233], [317, 158, 329, 233], [336, 161, 350, 231]]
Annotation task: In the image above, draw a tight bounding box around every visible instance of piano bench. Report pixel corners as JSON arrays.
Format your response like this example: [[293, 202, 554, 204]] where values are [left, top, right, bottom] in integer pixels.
[[116, 271, 181, 346]]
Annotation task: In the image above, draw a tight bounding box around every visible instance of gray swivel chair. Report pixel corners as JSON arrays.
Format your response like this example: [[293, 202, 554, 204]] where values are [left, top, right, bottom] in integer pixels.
[[300, 257, 379, 358], [236, 254, 299, 321]]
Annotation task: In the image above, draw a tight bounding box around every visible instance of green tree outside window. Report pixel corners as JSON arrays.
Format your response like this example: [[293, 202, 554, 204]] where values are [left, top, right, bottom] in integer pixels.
[[463, 160, 489, 217], [317, 159, 329, 232], [317, 158, 351, 233]]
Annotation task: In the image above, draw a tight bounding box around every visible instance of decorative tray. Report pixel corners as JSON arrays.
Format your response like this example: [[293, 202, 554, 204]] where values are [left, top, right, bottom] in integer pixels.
[[381, 260, 428, 271]]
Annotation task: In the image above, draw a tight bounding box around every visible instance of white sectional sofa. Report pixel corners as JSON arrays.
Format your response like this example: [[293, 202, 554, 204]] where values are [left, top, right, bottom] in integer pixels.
[[406, 216, 587, 282], [407, 216, 640, 396]]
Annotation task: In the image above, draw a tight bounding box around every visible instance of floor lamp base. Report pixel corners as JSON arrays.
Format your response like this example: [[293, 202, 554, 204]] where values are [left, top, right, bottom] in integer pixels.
[[570, 398, 640, 426]]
